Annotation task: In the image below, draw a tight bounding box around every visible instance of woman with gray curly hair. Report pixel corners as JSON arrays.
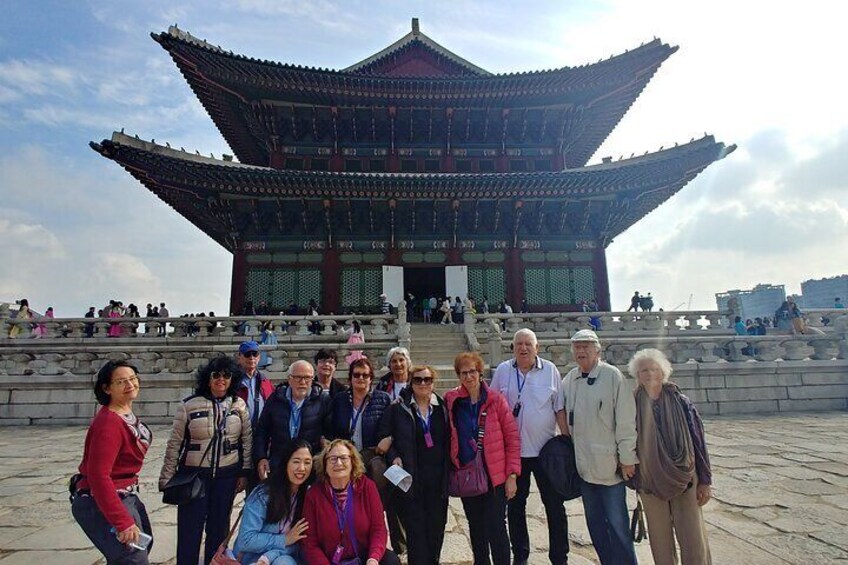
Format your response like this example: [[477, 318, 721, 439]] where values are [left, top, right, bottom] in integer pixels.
[[377, 347, 413, 403], [627, 348, 713, 565]]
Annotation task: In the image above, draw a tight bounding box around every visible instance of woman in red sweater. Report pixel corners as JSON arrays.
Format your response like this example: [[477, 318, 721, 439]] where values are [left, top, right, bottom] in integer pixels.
[[71, 360, 153, 564], [302, 439, 400, 565], [445, 351, 521, 565]]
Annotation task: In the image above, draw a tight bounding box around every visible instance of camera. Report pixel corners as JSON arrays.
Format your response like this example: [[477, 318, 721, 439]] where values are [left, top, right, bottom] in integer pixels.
[[512, 402, 522, 418]]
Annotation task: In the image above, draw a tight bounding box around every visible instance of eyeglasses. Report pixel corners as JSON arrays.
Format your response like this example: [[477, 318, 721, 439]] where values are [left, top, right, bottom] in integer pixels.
[[211, 372, 232, 381], [327, 455, 351, 465], [458, 369, 479, 378], [112, 376, 139, 388], [412, 376, 434, 385], [289, 375, 313, 383], [242, 351, 260, 358], [317, 358, 336, 364], [351, 372, 371, 380]]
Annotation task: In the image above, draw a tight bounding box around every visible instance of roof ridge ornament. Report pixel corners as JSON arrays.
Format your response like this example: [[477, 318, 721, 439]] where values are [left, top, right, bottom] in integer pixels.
[[412, 17, 420, 35]]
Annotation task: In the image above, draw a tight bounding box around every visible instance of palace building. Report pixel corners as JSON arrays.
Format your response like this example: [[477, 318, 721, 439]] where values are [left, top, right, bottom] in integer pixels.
[[91, 19, 734, 314]]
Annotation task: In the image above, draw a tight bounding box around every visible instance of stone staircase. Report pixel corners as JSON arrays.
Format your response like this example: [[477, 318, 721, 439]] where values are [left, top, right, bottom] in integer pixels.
[[407, 322, 469, 393]]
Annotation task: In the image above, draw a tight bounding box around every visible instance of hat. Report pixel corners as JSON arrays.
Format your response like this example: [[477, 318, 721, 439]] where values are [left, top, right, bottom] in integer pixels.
[[379, 293, 387, 299], [570, 329, 600, 344], [238, 340, 260, 354]]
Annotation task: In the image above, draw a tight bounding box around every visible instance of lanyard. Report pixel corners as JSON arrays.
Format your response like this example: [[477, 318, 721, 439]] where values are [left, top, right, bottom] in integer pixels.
[[416, 405, 432, 434], [514, 366, 527, 400], [289, 399, 302, 436], [350, 398, 367, 435], [332, 484, 354, 538], [469, 399, 480, 438]]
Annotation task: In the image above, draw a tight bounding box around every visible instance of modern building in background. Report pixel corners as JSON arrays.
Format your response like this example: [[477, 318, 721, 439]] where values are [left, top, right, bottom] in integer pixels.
[[716, 284, 786, 321], [92, 20, 733, 314], [799, 275, 848, 308]]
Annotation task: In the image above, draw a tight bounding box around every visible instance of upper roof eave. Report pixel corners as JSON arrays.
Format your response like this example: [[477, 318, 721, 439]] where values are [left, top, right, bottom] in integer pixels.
[[153, 25, 673, 83]]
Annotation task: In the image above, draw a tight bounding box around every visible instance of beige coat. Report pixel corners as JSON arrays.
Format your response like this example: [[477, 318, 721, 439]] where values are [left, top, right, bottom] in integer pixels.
[[563, 361, 638, 485], [159, 394, 253, 490]]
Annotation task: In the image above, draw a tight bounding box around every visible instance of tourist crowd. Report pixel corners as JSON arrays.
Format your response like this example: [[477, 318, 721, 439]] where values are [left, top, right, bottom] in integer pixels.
[[70, 328, 715, 565]]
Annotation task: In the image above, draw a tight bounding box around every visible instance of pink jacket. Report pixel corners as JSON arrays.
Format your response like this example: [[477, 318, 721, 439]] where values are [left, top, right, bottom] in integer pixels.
[[445, 382, 521, 487]]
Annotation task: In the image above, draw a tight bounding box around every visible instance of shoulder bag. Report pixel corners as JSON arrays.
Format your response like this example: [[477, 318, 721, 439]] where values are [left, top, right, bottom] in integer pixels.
[[162, 420, 216, 506], [448, 409, 489, 497]]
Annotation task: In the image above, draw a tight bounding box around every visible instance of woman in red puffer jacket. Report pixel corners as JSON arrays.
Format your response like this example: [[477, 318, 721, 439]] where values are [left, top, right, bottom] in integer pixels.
[[445, 351, 521, 565]]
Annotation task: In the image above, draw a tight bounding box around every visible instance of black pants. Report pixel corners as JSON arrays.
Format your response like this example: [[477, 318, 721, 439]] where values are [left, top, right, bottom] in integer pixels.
[[398, 492, 448, 564], [71, 493, 152, 565], [508, 457, 569, 564], [176, 473, 238, 565], [461, 485, 510, 565]]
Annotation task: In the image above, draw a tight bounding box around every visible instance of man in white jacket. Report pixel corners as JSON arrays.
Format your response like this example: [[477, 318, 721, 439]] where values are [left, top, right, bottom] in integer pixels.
[[563, 329, 638, 565]]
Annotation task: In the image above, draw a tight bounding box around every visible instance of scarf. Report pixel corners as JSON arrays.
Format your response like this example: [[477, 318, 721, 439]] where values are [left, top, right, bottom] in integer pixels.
[[635, 383, 695, 500]]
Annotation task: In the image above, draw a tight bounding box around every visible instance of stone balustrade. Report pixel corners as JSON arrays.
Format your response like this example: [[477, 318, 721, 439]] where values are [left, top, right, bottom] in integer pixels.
[[0, 314, 403, 342], [472, 308, 848, 339]]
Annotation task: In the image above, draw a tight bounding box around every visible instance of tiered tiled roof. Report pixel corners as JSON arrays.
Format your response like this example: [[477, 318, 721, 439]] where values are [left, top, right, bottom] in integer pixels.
[[153, 25, 677, 167]]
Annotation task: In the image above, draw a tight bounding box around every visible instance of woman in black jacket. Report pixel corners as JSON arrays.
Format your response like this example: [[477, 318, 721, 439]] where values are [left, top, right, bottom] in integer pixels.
[[379, 364, 450, 565]]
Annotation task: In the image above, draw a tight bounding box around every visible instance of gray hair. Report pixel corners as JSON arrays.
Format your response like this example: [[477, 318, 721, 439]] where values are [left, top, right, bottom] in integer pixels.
[[288, 359, 315, 377], [627, 348, 672, 382], [386, 346, 412, 368], [512, 328, 538, 347]]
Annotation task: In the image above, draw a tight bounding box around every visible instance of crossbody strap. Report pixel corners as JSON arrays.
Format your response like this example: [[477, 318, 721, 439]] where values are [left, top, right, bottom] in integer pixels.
[[476, 410, 488, 450]]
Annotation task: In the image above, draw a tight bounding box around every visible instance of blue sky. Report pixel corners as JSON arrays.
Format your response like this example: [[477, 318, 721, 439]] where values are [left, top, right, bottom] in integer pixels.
[[2, 0, 847, 316]]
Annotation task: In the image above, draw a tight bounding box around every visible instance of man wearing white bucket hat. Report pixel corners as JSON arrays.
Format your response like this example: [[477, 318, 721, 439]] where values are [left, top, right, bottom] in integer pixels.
[[563, 329, 638, 565]]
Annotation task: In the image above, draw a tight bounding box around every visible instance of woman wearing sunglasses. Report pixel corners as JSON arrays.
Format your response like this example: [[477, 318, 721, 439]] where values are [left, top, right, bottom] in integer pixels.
[[377, 365, 449, 564], [159, 356, 253, 565]]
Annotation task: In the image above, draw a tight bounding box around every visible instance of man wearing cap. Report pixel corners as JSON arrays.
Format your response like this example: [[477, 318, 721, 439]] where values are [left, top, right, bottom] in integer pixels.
[[254, 360, 331, 479], [313, 348, 348, 397], [236, 340, 274, 490], [491, 328, 569, 565], [563, 329, 638, 565]]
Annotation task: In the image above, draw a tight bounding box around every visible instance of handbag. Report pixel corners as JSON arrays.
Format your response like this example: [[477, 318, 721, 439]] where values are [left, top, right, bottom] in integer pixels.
[[210, 506, 244, 565], [162, 421, 216, 506], [448, 409, 489, 498]]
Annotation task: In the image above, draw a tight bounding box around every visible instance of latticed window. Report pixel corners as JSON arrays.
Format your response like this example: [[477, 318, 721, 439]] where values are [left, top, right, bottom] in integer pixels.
[[246, 268, 322, 310], [523, 267, 595, 305], [468, 267, 506, 304], [341, 268, 381, 310]]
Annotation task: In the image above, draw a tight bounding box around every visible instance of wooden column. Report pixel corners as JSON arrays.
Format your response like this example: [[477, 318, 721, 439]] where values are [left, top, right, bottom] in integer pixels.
[[321, 249, 341, 314], [593, 246, 612, 311], [505, 247, 524, 310], [229, 249, 249, 316]]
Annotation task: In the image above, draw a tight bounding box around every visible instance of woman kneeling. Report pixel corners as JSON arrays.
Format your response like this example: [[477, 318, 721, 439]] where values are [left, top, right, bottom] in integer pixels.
[[302, 439, 400, 565]]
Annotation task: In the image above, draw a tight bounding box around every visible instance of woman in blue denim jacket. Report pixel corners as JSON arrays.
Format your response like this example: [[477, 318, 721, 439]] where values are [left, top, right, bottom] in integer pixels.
[[234, 440, 313, 565]]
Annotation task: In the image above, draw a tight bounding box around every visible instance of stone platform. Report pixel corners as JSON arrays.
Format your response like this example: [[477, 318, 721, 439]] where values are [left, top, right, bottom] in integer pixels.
[[0, 412, 847, 564]]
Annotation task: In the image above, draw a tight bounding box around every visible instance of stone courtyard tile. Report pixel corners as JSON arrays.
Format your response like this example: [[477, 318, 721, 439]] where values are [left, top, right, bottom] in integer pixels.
[[705, 528, 790, 565], [747, 454, 793, 466], [3, 521, 93, 550], [758, 532, 848, 563], [810, 526, 848, 552], [0, 526, 39, 547], [769, 465, 830, 480], [807, 461, 848, 476], [822, 494, 848, 509], [0, 549, 103, 565], [781, 452, 830, 463], [779, 478, 845, 496], [0, 499, 73, 528]]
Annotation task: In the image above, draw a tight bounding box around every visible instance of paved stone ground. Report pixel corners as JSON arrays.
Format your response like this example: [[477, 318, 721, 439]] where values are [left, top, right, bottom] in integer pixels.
[[0, 412, 847, 564]]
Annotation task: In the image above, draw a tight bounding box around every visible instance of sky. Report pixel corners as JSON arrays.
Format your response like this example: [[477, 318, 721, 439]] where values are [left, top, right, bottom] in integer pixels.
[[2, 0, 847, 316]]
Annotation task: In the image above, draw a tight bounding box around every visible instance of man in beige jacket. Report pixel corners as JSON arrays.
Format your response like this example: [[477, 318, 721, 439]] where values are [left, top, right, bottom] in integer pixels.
[[563, 329, 638, 565]]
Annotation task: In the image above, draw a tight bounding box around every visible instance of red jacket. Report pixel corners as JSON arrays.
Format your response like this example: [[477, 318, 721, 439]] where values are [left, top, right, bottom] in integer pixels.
[[236, 372, 274, 408], [77, 408, 149, 531], [302, 476, 387, 564], [445, 382, 521, 487]]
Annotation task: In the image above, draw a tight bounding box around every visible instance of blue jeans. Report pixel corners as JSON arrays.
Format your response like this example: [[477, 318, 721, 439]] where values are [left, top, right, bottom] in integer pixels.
[[581, 481, 637, 565]]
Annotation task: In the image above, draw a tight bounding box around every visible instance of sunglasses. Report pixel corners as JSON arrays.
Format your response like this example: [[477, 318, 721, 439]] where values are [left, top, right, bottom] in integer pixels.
[[242, 351, 260, 358], [411, 376, 434, 385], [212, 372, 232, 381], [351, 372, 371, 380]]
